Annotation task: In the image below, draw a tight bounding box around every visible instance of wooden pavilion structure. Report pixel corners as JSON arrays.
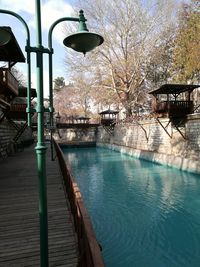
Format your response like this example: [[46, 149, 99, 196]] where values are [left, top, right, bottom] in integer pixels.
[[0, 27, 25, 111], [149, 84, 199, 119], [0, 27, 37, 144], [149, 83, 200, 139], [75, 116, 90, 124], [99, 109, 119, 126], [5, 86, 37, 120]]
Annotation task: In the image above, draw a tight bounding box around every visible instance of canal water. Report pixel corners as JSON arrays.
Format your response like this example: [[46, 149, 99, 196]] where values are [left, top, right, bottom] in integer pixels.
[[63, 147, 200, 267]]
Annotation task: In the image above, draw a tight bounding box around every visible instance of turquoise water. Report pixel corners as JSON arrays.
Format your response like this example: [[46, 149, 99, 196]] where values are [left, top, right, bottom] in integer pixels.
[[63, 147, 200, 267]]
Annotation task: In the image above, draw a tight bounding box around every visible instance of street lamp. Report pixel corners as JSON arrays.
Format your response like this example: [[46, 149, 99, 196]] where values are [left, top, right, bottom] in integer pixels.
[[48, 9, 103, 161], [0, 27, 12, 46], [63, 10, 104, 55], [0, 1, 104, 266]]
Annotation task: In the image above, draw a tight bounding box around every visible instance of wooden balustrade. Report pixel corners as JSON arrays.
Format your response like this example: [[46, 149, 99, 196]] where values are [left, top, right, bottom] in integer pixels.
[[6, 103, 27, 120], [53, 139, 105, 267], [153, 100, 194, 116], [10, 103, 27, 112]]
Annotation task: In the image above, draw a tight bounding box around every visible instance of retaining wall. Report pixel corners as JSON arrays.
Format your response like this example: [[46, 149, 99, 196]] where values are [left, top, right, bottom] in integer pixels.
[[96, 114, 200, 174], [0, 118, 34, 158], [53, 127, 97, 143]]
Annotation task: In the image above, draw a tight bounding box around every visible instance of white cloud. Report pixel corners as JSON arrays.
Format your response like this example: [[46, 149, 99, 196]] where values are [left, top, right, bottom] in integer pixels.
[[29, 0, 74, 44], [0, 0, 35, 15], [42, 0, 74, 30], [0, 0, 74, 44]]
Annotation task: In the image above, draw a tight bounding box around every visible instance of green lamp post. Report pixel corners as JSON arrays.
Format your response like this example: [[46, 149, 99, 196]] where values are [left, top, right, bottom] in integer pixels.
[[63, 10, 104, 55], [0, 1, 104, 266], [48, 9, 103, 161]]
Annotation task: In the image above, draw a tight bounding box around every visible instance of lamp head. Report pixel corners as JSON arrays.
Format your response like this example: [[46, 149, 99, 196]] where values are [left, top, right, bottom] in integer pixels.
[[0, 27, 12, 47], [63, 10, 104, 55]]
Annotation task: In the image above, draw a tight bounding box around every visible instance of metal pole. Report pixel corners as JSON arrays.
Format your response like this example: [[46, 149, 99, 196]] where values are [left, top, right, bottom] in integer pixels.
[[48, 16, 79, 161], [35, 0, 48, 266], [0, 7, 48, 266], [48, 51, 54, 161], [26, 39, 32, 126], [0, 7, 102, 267]]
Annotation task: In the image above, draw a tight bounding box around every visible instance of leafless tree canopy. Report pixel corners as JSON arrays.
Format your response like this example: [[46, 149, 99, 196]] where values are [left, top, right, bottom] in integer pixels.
[[63, 0, 182, 116]]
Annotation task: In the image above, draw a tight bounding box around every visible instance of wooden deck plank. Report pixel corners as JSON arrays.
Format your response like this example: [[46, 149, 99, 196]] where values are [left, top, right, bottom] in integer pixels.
[[0, 143, 78, 266]]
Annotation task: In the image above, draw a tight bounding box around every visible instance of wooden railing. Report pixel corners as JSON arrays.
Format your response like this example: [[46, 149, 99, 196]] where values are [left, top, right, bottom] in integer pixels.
[[6, 104, 27, 120], [53, 139, 105, 267], [153, 100, 194, 115], [10, 103, 27, 112], [0, 68, 19, 96]]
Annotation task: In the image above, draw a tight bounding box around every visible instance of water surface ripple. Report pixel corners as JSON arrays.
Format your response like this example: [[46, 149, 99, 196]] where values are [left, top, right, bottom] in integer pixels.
[[63, 147, 200, 267]]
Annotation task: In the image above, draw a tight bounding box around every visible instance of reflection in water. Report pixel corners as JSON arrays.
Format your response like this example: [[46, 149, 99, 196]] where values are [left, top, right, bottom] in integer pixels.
[[63, 147, 200, 267]]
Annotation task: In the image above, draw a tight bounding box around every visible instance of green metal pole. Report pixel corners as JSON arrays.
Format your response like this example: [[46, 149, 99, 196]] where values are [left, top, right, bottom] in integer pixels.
[[48, 16, 79, 161], [47, 11, 87, 116], [35, 0, 48, 266], [48, 51, 54, 161], [26, 40, 32, 126]]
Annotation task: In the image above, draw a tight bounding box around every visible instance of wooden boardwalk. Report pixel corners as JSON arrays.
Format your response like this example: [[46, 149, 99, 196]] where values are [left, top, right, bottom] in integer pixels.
[[0, 143, 78, 266]]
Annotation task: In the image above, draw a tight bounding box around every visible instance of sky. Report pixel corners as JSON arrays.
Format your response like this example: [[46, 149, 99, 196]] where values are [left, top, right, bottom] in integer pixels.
[[0, 0, 79, 97], [0, 0, 191, 98]]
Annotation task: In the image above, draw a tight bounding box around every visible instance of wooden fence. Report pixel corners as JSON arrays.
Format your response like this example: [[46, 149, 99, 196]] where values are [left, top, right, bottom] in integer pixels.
[[53, 139, 105, 267]]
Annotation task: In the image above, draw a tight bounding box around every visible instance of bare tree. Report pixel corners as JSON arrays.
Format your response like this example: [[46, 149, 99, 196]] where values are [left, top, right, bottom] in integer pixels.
[[64, 0, 179, 116], [53, 77, 65, 92], [11, 67, 26, 86], [54, 76, 96, 119], [146, 25, 177, 87]]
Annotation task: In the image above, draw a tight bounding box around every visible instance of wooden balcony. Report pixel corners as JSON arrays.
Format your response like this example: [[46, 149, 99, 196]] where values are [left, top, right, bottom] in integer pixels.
[[152, 100, 194, 117], [99, 109, 119, 126], [7, 103, 27, 120], [0, 68, 19, 96]]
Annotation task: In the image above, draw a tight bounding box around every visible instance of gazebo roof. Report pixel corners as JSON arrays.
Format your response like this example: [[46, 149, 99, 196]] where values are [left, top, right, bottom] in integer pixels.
[[0, 27, 25, 64], [99, 109, 119, 115], [149, 84, 200, 95]]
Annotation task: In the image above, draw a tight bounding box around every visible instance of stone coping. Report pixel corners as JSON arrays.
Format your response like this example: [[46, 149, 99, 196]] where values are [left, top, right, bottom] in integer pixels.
[[58, 141, 96, 148], [187, 113, 200, 120], [97, 142, 200, 175]]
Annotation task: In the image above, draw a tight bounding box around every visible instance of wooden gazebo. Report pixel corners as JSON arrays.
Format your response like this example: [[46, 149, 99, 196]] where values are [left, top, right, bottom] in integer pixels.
[[99, 109, 119, 126], [149, 84, 200, 119], [149, 84, 200, 139], [75, 116, 90, 124]]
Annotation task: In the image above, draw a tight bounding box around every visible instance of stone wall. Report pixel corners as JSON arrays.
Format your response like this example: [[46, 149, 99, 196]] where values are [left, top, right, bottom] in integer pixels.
[[96, 114, 200, 174], [0, 118, 34, 158], [186, 114, 200, 152], [53, 127, 97, 143]]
